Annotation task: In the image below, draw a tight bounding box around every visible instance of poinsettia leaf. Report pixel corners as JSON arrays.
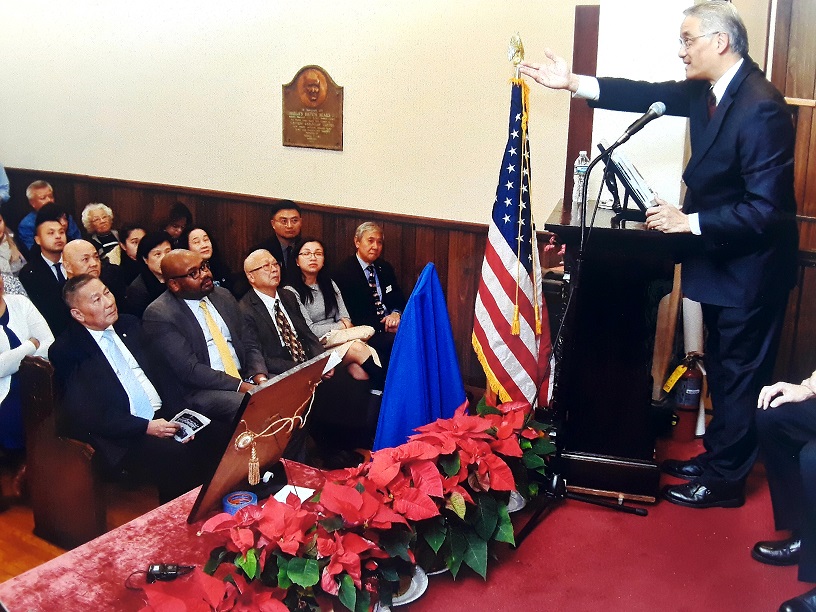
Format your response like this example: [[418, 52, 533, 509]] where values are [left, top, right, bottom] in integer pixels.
[[476, 397, 502, 416], [446, 525, 467, 578], [421, 516, 447, 553], [319, 515, 345, 533], [438, 452, 461, 478], [474, 494, 499, 541], [235, 548, 259, 580], [446, 490, 467, 519], [275, 554, 292, 590], [379, 527, 413, 562], [463, 529, 489, 579], [491, 436, 523, 457], [494, 503, 515, 545], [355, 589, 371, 612], [338, 573, 356, 611], [203, 546, 229, 575], [523, 450, 547, 469], [531, 437, 557, 456], [520, 438, 532, 450], [393, 487, 440, 521], [482, 454, 516, 491], [409, 460, 445, 498], [379, 565, 400, 582], [287, 557, 320, 588]]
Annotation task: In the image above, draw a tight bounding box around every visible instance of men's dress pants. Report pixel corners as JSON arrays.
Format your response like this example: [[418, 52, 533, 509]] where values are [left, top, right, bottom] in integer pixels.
[[697, 296, 787, 486], [757, 398, 816, 582]]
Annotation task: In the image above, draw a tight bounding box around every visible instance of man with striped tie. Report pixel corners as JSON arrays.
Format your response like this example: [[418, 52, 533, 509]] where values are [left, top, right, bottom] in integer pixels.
[[142, 250, 268, 422]]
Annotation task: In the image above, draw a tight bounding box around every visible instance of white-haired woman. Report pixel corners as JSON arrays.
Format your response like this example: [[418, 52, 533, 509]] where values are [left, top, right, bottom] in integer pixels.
[[81, 203, 120, 264]]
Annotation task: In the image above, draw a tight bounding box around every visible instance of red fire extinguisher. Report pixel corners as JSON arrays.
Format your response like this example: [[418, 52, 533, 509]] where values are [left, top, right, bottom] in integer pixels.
[[674, 352, 703, 411]]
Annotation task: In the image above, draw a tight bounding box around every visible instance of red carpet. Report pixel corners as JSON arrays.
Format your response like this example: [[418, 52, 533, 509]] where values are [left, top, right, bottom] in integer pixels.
[[409, 439, 801, 611]]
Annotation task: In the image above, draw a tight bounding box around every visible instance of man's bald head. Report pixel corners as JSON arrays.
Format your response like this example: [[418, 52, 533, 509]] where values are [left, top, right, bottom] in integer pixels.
[[162, 249, 213, 300], [244, 249, 281, 297], [63, 239, 101, 279]]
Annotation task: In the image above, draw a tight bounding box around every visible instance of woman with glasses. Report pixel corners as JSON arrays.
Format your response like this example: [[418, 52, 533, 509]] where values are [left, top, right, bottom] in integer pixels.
[[285, 238, 381, 384], [182, 226, 236, 296]]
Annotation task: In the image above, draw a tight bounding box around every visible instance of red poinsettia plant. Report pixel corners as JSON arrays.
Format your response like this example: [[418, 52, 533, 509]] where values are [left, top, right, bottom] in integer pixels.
[[140, 398, 555, 612]]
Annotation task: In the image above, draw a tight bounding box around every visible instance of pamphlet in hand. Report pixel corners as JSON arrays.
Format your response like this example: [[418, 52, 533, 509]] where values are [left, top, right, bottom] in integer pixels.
[[171, 409, 211, 442]]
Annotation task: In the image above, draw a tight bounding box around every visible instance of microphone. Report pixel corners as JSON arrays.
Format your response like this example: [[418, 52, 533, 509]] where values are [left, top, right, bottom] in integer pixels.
[[613, 101, 666, 146]]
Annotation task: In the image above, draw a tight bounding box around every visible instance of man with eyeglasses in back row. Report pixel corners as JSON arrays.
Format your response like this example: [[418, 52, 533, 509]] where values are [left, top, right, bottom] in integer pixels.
[[254, 200, 304, 285], [520, 0, 798, 511], [142, 249, 269, 422]]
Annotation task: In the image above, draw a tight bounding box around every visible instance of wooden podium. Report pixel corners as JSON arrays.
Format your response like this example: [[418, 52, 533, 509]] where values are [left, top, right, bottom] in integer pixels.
[[545, 201, 701, 502]]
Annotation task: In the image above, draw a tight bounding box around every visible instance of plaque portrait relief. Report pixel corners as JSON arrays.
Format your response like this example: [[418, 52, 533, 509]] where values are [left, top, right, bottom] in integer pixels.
[[283, 65, 343, 151]]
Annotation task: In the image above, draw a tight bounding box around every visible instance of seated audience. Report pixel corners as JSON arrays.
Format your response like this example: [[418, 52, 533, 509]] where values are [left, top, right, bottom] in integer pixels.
[[285, 238, 382, 384], [18, 205, 71, 335], [125, 231, 172, 318], [16, 181, 81, 252], [162, 202, 193, 248], [0, 273, 53, 457], [183, 226, 236, 296], [254, 201, 303, 285], [753, 371, 816, 610], [142, 249, 266, 421], [0, 212, 27, 298], [63, 239, 126, 307], [333, 222, 406, 373], [240, 249, 324, 376], [82, 203, 120, 264], [116, 224, 146, 287], [50, 275, 227, 503]]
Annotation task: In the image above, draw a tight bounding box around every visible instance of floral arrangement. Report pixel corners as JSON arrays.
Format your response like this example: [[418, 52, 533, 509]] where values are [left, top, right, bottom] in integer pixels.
[[140, 398, 555, 611]]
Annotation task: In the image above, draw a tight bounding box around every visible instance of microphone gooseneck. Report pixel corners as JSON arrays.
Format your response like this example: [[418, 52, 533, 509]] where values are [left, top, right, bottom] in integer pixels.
[[613, 101, 667, 146]]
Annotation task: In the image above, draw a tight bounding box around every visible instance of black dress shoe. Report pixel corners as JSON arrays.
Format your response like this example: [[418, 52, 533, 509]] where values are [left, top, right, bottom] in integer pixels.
[[662, 458, 704, 480], [662, 481, 745, 509], [752, 535, 801, 566], [779, 586, 816, 612]]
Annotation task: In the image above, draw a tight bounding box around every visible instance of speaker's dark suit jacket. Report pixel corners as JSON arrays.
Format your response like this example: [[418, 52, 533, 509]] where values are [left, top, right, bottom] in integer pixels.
[[332, 256, 407, 332], [142, 286, 266, 419], [48, 315, 184, 469], [592, 59, 797, 308], [591, 58, 798, 486], [239, 288, 324, 376], [19, 254, 70, 336]]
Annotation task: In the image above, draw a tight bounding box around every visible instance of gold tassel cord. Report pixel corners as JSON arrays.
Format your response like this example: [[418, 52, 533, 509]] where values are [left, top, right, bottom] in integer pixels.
[[234, 382, 320, 485]]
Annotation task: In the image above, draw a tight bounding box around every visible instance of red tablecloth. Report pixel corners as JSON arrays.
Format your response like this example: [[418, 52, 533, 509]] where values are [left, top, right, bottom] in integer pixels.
[[0, 488, 221, 611]]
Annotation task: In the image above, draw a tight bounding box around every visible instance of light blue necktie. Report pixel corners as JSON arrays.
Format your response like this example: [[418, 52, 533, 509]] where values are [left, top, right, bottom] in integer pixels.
[[101, 329, 154, 420]]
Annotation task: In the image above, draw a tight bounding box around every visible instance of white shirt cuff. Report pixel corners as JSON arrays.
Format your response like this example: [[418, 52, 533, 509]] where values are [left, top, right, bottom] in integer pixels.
[[688, 213, 701, 235], [572, 75, 600, 101]]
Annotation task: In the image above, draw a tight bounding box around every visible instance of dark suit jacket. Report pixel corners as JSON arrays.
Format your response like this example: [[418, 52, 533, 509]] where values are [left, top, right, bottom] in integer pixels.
[[592, 58, 798, 308], [18, 254, 70, 336], [142, 286, 266, 393], [254, 235, 302, 285], [49, 315, 184, 468], [333, 255, 407, 331], [239, 288, 324, 376]]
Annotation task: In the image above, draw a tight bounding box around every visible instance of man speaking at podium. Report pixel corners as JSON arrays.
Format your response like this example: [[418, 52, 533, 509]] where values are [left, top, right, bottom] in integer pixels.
[[520, 1, 798, 509]]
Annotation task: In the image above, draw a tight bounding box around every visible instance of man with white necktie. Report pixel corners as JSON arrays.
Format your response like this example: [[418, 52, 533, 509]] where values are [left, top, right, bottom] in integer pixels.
[[142, 249, 268, 421], [50, 275, 226, 503]]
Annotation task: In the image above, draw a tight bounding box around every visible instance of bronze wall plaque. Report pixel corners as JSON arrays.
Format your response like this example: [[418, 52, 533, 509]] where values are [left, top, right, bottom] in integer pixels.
[[282, 65, 343, 151]]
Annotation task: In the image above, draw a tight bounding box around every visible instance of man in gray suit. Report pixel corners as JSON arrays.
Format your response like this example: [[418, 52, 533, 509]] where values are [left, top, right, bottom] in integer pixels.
[[142, 249, 268, 421], [239, 249, 324, 375]]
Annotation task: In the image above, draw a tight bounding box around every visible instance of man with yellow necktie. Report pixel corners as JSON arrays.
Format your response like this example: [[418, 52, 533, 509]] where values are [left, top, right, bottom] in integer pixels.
[[142, 250, 268, 421]]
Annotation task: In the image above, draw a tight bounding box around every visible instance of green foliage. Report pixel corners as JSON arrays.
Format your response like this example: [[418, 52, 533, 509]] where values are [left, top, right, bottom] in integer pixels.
[[287, 557, 320, 588], [421, 516, 448, 554], [446, 526, 467, 577], [203, 546, 229, 576], [522, 450, 547, 469], [338, 574, 370, 612], [462, 530, 489, 579], [439, 452, 461, 477], [530, 437, 557, 456], [380, 527, 414, 563], [446, 491, 467, 519], [235, 548, 259, 580], [474, 494, 499, 541], [476, 396, 502, 416], [494, 503, 515, 546]]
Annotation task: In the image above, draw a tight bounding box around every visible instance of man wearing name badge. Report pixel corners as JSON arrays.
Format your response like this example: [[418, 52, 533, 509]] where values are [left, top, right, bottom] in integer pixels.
[[142, 249, 268, 422], [18, 204, 72, 336], [520, 1, 798, 508], [16, 180, 81, 252], [333, 222, 406, 373], [50, 275, 226, 503]]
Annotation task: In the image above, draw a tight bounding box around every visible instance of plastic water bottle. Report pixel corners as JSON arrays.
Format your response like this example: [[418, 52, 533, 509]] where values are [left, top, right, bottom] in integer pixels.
[[571, 150, 590, 205]]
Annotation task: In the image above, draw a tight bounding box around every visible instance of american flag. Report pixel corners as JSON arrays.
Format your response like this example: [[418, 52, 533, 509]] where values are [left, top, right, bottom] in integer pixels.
[[472, 79, 551, 406]]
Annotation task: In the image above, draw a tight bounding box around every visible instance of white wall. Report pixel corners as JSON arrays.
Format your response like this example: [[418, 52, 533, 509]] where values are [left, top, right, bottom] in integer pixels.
[[0, 2, 766, 226]]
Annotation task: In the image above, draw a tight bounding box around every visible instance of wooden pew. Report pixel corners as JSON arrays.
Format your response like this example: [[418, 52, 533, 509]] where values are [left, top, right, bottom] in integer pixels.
[[20, 356, 107, 549]]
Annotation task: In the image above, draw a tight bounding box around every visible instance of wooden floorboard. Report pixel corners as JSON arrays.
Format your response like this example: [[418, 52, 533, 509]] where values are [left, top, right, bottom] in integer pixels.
[[0, 461, 158, 584]]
